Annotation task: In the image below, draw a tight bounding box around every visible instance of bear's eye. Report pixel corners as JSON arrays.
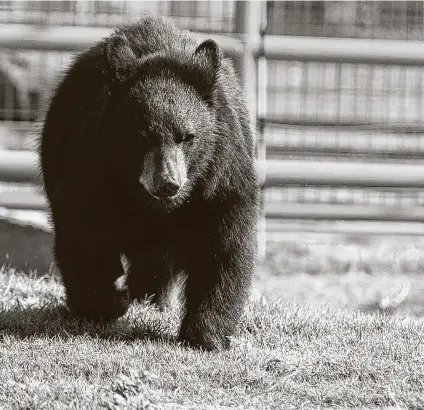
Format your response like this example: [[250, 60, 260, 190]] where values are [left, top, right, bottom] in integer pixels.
[[184, 133, 196, 143]]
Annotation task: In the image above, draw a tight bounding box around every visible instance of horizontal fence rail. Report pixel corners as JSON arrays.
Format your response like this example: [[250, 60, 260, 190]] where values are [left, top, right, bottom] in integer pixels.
[[3, 191, 424, 223], [266, 144, 424, 159], [266, 203, 424, 222], [267, 148, 424, 160], [261, 35, 424, 65], [1, 151, 424, 223], [265, 160, 424, 188], [263, 118, 424, 132], [4, 151, 424, 189], [3, 25, 424, 66], [0, 24, 243, 56], [0, 150, 41, 184], [266, 220, 424, 237], [0, 190, 46, 211]]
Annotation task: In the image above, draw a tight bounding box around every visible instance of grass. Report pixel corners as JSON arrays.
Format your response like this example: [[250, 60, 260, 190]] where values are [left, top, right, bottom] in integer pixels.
[[263, 234, 424, 277], [257, 233, 424, 317], [1, 235, 424, 410]]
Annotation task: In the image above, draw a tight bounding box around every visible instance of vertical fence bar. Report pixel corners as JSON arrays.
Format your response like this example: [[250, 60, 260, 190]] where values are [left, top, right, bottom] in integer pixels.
[[256, 25, 268, 261], [235, 1, 261, 127], [235, 0, 267, 261]]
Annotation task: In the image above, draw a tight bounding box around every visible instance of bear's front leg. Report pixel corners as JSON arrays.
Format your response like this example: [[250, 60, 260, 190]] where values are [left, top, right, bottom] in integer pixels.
[[125, 248, 172, 309], [54, 236, 129, 323], [177, 232, 255, 351]]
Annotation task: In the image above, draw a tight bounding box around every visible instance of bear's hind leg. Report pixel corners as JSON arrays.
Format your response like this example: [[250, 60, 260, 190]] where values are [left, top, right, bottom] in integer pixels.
[[125, 249, 172, 310], [55, 237, 129, 323]]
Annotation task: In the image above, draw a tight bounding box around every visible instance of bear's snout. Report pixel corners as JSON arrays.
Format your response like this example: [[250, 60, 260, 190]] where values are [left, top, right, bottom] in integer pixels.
[[140, 147, 188, 199], [153, 176, 181, 198]]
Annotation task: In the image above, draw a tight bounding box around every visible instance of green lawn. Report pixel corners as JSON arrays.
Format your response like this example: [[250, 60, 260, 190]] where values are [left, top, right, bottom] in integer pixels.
[[1, 236, 424, 410]]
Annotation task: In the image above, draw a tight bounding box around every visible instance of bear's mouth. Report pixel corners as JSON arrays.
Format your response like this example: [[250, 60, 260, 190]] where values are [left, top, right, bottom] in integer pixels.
[[139, 175, 186, 201], [143, 183, 191, 210], [149, 191, 180, 200], [142, 183, 181, 200]]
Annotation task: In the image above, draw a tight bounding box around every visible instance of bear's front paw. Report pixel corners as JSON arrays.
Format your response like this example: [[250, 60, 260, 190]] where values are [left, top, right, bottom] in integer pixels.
[[67, 289, 129, 324], [177, 321, 231, 352]]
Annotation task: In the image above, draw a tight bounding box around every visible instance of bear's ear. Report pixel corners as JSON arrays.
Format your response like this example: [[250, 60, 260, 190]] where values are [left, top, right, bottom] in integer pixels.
[[104, 35, 138, 87], [192, 39, 222, 103], [193, 39, 222, 73]]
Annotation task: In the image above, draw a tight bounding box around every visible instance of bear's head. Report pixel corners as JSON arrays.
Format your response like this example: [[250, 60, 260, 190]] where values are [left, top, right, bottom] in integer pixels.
[[99, 33, 223, 209]]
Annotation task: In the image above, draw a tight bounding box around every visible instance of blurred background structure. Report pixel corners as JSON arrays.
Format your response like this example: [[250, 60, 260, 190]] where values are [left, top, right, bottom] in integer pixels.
[[0, 1, 424, 273]]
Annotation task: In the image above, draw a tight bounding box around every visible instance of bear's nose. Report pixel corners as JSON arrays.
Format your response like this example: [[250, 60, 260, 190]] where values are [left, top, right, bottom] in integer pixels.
[[155, 180, 180, 198]]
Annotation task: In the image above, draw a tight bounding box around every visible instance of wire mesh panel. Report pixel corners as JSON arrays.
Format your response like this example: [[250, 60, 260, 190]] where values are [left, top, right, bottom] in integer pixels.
[[0, 0, 236, 32], [265, 60, 424, 163], [263, 1, 424, 214], [266, 61, 424, 125], [0, 47, 73, 150], [267, 1, 424, 40]]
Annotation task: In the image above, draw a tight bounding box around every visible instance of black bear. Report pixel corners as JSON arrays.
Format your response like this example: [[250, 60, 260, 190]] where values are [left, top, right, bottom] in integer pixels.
[[39, 16, 260, 351]]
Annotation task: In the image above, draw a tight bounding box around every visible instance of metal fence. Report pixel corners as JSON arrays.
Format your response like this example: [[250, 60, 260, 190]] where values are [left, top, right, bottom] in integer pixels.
[[267, 1, 424, 40], [1, 1, 424, 258]]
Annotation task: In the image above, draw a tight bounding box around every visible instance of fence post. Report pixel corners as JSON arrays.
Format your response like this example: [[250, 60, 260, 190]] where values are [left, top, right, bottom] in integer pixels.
[[235, 0, 267, 261]]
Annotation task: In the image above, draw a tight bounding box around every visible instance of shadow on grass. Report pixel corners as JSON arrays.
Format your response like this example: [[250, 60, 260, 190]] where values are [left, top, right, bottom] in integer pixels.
[[0, 301, 181, 346]]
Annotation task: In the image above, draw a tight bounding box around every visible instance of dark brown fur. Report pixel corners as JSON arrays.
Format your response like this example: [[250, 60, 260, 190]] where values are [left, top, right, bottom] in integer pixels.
[[39, 16, 259, 351]]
